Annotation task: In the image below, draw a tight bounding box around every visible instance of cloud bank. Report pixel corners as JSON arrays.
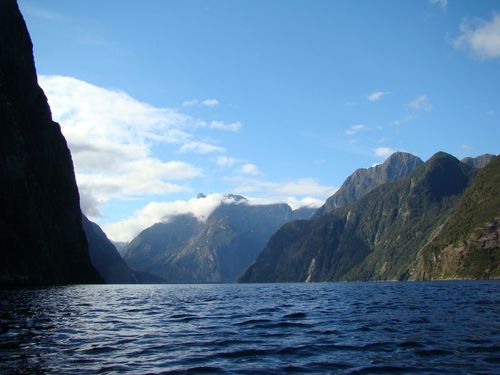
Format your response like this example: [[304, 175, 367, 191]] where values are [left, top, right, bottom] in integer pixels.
[[103, 193, 326, 242], [39, 75, 211, 216]]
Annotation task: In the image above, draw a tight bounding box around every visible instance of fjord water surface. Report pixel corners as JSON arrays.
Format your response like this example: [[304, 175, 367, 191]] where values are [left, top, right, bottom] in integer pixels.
[[0, 282, 498, 374]]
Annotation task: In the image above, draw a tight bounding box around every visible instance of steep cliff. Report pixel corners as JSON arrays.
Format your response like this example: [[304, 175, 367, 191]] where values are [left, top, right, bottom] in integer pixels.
[[82, 215, 137, 284], [0, 1, 102, 284], [240, 152, 476, 282], [314, 152, 423, 217], [413, 156, 500, 280]]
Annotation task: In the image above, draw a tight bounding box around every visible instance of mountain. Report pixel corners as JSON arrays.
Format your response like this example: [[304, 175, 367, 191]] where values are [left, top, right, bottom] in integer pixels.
[[239, 152, 476, 282], [461, 154, 496, 169], [82, 215, 166, 283], [82, 215, 137, 283], [112, 241, 129, 255], [123, 196, 311, 282], [0, 1, 101, 284], [313, 152, 423, 217], [413, 155, 500, 280]]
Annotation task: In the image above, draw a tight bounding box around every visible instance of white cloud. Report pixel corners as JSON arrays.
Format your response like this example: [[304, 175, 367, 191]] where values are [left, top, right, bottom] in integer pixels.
[[230, 176, 336, 200], [201, 98, 219, 107], [103, 193, 245, 241], [373, 147, 396, 158], [430, 0, 447, 10], [239, 163, 261, 175], [39, 75, 215, 217], [209, 121, 242, 132], [216, 156, 240, 167], [182, 99, 199, 107], [182, 98, 220, 107], [103, 192, 327, 242], [79, 189, 102, 218], [367, 91, 390, 102], [345, 124, 367, 136], [454, 14, 500, 60], [407, 95, 432, 112], [178, 141, 225, 154]]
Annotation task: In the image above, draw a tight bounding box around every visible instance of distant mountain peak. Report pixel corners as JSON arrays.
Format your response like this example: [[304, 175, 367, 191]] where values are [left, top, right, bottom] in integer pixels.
[[461, 154, 496, 169], [224, 193, 247, 202], [314, 151, 423, 217]]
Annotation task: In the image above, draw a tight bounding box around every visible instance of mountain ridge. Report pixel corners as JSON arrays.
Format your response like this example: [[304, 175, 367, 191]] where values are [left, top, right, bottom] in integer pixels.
[[239, 152, 480, 283], [123, 197, 316, 283], [314, 152, 423, 217]]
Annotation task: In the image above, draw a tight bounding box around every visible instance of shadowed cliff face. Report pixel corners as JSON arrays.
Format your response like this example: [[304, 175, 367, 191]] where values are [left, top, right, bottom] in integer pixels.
[[0, 0, 102, 284]]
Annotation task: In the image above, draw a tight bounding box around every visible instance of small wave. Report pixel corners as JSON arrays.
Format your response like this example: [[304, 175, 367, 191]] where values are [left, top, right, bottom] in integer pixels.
[[349, 365, 421, 374], [219, 348, 270, 359], [283, 312, 307, 319], [414, 349, 453, 356], [233, 318, 272, 326]]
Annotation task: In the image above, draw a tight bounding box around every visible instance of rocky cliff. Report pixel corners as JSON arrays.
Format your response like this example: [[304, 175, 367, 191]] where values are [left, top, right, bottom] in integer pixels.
[[461, 154, 496, 169], [314, 152, 423, 217], [0, 1, 101, 284], [239, 152, 476, 282]]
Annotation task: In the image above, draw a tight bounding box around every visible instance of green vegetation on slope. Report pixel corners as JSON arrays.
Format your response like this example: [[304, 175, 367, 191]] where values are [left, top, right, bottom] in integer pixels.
[[240, 152, 476, 283], [414, 156, 500, 279]]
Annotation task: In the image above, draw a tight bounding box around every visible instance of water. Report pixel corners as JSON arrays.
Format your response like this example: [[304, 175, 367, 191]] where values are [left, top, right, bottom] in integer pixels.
[[0, 281, 498, 374]]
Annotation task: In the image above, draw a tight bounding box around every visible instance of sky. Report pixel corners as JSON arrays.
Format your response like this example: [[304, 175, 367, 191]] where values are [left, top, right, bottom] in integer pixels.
[[18, 0, 500, 242]]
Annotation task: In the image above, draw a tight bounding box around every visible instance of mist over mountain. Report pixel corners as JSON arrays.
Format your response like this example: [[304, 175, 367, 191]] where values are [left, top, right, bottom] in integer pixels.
[[123, 196, 314, 282], [239, 152, 498, 283], [0, 0, 101, 284]]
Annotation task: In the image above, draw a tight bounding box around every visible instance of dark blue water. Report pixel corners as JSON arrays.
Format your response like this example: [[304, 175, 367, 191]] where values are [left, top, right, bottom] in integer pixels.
[[0, 281, 499, 374]]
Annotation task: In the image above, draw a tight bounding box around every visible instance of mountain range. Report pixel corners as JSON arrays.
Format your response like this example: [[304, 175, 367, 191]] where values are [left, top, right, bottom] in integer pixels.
[[123, 195, 316, 282], [239, 152, 499, 282], [0, 0, 497, 286]]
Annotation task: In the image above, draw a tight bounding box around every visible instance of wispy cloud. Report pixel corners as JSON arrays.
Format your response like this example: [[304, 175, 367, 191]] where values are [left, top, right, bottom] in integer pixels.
[[229, 176, 336, 201], [183, 98, 220, 107], [429, 0, 448, 11], [367, 91, 390, 102], [407, 95, 432, 112], [20, 3, 63, 21], [215, 156, 240, 167], [178, 141, 225, 154], [209, 121, 242, 132], [345, 124, 368, 136], [238, 163, 261, 176], [453, 13, 500, 60], [201, 98, 219, 107], [461, 144, 473, 153], [373, 147, 396, 158]]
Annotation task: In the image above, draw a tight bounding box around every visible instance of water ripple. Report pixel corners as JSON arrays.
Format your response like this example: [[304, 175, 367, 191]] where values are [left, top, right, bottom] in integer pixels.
[[0, 281, 499, 374]]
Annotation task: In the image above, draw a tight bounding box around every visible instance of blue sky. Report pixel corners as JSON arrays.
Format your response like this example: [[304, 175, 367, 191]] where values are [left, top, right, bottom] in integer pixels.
[[18, 0, 500, 241]]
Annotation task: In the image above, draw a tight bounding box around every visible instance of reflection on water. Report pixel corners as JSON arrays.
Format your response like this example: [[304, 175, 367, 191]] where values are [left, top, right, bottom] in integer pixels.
[[0, 282, 499, 374]]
